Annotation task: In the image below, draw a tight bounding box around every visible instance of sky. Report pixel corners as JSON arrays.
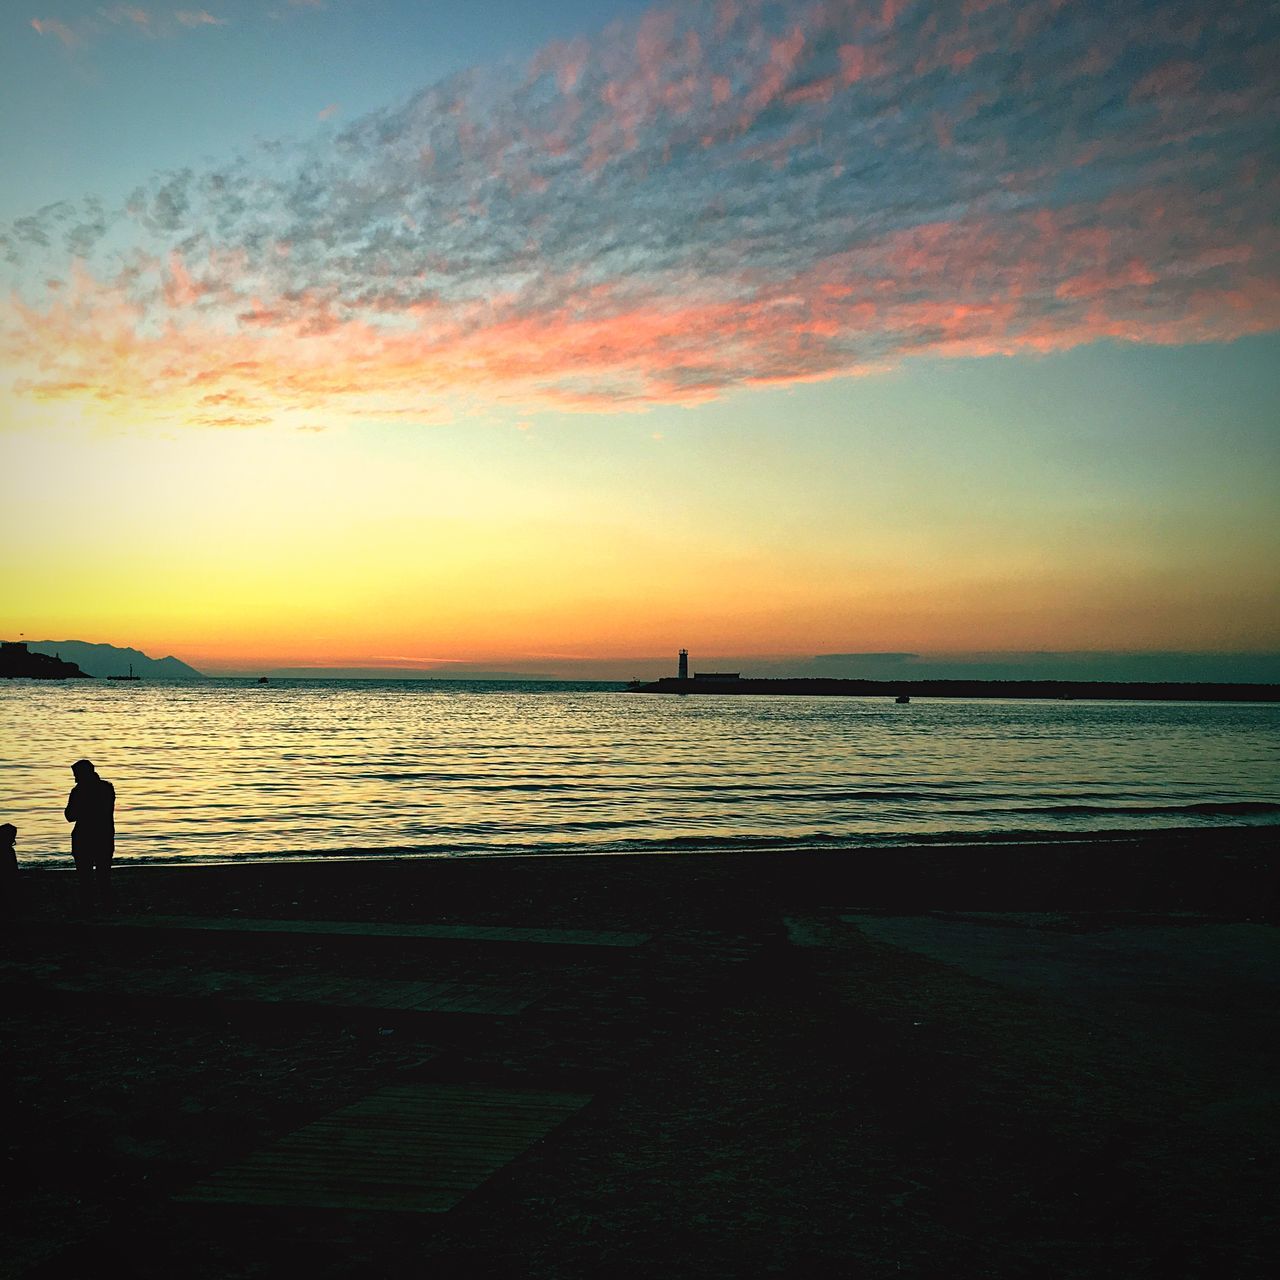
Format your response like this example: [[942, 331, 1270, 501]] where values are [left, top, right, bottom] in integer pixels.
[[1, 0, 1277, 678]]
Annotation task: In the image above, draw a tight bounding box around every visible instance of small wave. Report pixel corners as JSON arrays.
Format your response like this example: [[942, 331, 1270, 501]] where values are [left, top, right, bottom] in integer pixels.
[[1029, 801, 1280, 817], [362, 775, 1007, 803]]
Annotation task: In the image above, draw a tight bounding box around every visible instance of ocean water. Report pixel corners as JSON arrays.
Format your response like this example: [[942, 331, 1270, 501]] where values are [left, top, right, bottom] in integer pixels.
[[2, 679, 1277, 865]]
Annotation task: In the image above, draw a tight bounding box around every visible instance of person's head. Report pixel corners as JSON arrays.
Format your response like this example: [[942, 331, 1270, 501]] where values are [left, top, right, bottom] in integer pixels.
[[0, 823, 15, 849], [71, 759, 96, 781]]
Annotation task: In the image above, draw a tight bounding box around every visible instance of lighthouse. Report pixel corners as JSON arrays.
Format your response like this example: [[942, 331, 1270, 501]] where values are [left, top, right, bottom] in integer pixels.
[[678, 648, 689, 680]]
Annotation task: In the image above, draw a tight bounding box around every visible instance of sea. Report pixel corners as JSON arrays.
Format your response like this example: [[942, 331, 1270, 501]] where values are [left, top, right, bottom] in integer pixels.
[[2, 679, 1277, 866]]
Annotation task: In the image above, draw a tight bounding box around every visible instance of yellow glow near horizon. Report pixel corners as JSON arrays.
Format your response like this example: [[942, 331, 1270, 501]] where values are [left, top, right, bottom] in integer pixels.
[[3, 0, 1278, 684], [5, 345, 1279, 674]]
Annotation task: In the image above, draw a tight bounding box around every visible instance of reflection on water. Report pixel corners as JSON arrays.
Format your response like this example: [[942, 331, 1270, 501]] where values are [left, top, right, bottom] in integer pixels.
[[2, 679, 1277, 864]]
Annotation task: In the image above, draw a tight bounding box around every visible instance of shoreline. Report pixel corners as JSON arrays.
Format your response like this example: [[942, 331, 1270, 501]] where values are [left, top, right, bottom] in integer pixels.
[[14, 821, 1280, 875], [12, 825, 1277, 928]]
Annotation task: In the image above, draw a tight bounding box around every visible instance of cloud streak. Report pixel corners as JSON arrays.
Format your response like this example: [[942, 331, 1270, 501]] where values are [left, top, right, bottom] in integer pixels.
[[5, 0, 1278, 428], [29, 16, 81, 46], [29, 5, 225, 45]]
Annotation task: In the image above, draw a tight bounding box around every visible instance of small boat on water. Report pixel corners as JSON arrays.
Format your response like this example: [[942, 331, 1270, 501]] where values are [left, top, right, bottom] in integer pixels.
[[257, 676, 269, 684], [895, 693, 910, 704], [108, 665, 141, 681]]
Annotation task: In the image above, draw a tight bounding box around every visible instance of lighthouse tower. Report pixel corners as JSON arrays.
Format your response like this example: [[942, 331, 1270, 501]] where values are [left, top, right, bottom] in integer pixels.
[[678, 649, 689, 680]]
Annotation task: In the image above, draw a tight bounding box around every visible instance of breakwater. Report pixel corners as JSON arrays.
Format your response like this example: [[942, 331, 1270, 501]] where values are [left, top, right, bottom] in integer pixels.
[[628, 677, 1280, 701]]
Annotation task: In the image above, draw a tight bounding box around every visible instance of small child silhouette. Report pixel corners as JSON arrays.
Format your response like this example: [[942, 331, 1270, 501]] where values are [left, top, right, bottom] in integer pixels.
[[0, 822, 17, 916]]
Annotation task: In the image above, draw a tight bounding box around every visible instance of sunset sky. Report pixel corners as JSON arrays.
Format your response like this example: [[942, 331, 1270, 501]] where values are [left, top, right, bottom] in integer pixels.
[[2, 0, 1277, 677]]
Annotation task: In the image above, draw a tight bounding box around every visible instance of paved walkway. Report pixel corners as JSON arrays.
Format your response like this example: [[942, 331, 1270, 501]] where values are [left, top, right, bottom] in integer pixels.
[[100, 914, 651, 948], [0, 958, 539, 1014], [842, 913, 1279, 994], [178, 1083, 592, 1212]]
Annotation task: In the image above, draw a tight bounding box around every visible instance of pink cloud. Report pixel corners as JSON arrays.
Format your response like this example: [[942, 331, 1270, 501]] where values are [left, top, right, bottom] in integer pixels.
[[31, 5, 228, 47], [30, 17, 80, 47], [9, 174, 1273, 427], [783, 76, 837, 106], [102, 6, 151, 29], [740, 26, 806, 125], [529, 36, 591, 95], [175, 10, 225, 28], [5, 0, 1278, 428], [162, 252, 205, 307], [1131, 59, 1202, 101], [837, 44, 879, 85], [881, 0, 911, 27]]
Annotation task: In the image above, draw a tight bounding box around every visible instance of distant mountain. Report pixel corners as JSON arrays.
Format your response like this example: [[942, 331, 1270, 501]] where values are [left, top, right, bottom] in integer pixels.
[[26, 641, 204, 679]]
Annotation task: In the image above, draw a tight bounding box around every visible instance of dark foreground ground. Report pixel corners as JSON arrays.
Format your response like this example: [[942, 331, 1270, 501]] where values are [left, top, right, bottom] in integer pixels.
[[2, 829, 1276, 1278]]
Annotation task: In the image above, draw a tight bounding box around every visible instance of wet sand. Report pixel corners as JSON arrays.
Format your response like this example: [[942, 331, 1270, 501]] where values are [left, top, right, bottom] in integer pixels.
[[3, 828, 1276, 1278]]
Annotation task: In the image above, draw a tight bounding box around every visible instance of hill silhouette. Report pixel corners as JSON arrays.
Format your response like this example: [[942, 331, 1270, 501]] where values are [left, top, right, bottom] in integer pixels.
[[27, 640, 203, 679], [1, 641, 89, 679]]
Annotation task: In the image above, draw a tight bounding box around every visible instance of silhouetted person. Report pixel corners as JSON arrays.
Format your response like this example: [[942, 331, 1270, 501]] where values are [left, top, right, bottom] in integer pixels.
[[65, 759, 115, 914], [0, 822, 17, 918]]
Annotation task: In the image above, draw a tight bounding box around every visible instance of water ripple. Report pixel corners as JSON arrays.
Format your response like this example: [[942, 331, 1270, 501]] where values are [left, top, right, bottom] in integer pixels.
[[2, 679, 1276, 864]]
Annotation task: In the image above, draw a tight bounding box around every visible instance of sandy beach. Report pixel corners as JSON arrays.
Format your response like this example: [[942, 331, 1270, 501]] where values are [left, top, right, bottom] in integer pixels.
[[3, 828, 1276, 1278]]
